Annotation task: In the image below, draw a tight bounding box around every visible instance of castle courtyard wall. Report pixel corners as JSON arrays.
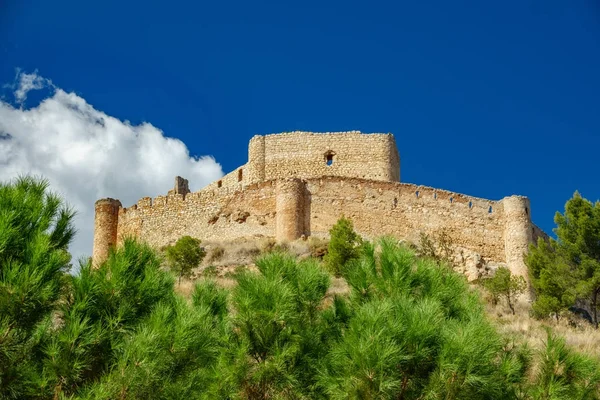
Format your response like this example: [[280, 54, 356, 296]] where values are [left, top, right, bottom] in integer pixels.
[[305, 177, 506, 262], [116, 180, 278, 248], [105, 176, 535, 273]]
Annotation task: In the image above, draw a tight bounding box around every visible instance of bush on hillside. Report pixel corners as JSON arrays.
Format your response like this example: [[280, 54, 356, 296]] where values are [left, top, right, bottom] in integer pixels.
[[483, 267, 527, 315], [324, 216, 362, 276], [165, 235, 206, 283], [527, 192, 600, 328]]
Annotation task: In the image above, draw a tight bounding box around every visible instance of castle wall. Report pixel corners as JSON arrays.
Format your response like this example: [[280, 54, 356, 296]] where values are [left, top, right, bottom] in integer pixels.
[[91, 131, 538, 280], [116, 181, 278, 250], [248, 131, 400, 184], [532, 223, 549, 244], [101, 176, 532, 273], [202, 163, 248, 193], [304, 177, 506, 263]]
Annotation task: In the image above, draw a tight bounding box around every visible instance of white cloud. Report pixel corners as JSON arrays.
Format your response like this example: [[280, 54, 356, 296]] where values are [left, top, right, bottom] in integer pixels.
[[0, 71, 224, 262], [12, 70, 52, 104]]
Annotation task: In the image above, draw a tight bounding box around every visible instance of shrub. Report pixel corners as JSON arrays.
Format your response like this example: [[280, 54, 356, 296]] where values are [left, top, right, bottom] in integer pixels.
[[324, 216, 362, 276], [418, 229, 456, 266], [308, 237, 329, 259], [483, 267, 527, 315], [206, 245, 225, 263], [202, 265, 218, 277], [319, 238, 530, 399], [165, 236, 206, 283], [529, 329, 600, 399]]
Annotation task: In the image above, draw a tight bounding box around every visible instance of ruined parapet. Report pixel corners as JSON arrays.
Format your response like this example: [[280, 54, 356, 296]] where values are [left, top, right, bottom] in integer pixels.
[[501, 195, 533, 280], [92, 198, 122, 266], [384, 134, 401, 182], [275, 178, 307, 242], [170, 176, 190, 197], [247, 135, 266, 185]]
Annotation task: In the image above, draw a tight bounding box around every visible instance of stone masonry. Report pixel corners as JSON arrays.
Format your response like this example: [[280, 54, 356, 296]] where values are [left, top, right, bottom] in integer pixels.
[[92, 131, 545, 282]]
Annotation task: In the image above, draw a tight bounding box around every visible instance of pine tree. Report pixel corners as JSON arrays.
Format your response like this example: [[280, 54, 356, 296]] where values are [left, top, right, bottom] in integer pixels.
[[320, 238, 530, 399], [323, 216, 362, 276], [165, 236, 206, 283], [529, 329, 600, 399], [527, 192, 600, 327], [4, 176, 600, 399], [484, 267, 527, 315], [527, 238, 576, 321], [0, 177, 75, 399]]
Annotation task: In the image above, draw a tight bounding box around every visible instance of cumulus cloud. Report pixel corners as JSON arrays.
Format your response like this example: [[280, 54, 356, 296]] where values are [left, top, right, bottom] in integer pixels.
[[0, 71, 224, 261]]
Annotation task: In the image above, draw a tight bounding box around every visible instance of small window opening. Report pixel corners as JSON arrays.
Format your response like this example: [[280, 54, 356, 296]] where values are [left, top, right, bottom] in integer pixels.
[[488, 206, 493, 214], [393, 197, 398, 209], [525, 207, 529, 216], [468, 201, 472, 209], [217, 180, 222, 188], [416, 190, 420, 198], [324, 150, 335, 166], [238, 169, 243, 182], [450, 197, 453, 203], [434, 192, 437, 199]]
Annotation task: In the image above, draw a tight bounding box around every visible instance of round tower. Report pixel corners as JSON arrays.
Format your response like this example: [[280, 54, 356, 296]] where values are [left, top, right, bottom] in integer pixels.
[[92, 198, 122, 266], [247, 135, 266, 185], [502, 196, 533, 280], [276, 179, 306, 242]]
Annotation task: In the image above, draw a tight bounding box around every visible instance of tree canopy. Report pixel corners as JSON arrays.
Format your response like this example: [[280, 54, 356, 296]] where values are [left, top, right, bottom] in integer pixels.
[[323, 216, 362, 276], [164, 235, 206, 283], [527, 192, 600, 327], [484, 266, 527, 315], [2, 179, 600, 399]]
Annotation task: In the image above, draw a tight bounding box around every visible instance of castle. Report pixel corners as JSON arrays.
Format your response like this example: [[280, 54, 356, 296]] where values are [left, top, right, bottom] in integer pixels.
[[93, 131, 545, 281]]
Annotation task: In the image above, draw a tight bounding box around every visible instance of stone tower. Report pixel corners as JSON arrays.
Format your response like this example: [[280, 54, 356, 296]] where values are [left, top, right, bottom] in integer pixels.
[[92, 198, 122, 265]]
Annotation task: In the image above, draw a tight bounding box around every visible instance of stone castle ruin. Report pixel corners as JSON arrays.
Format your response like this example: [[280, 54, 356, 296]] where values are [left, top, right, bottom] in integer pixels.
[[93, 131, 546, 281]]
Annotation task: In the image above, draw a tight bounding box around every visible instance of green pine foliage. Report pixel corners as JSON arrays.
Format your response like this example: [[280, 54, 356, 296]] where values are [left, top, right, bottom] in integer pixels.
[[165, 235, 206, 283], [2, 177, 600, 398], [320, 238, 530, 399], [38, 239, 177, 397], [527, 192, 600, 326], [483, 267, 527, 315], [0, 177, 75, 399], [323, 216, 362, 276], [527, 239, 576, 321], [529, 329, 600, 400]]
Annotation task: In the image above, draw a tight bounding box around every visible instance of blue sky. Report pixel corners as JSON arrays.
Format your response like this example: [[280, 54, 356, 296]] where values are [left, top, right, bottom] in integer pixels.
[[1, 0, 599, 250]]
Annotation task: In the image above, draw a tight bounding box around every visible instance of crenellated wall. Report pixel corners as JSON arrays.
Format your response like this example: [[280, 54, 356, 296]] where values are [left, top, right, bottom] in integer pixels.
[[92, 131, 542, 282], [304, 178, 506, 263], [116, 180, 278, 249]]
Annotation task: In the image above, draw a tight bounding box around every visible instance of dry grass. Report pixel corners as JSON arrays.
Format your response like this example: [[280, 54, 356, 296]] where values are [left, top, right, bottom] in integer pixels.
[[174, 278, 196, 299], [199, 237, 312, 269], [479, 287, 600, 359]]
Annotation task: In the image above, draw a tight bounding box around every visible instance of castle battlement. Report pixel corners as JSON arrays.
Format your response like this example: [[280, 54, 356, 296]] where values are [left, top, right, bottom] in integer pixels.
[[93, 131, 544, 282]]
